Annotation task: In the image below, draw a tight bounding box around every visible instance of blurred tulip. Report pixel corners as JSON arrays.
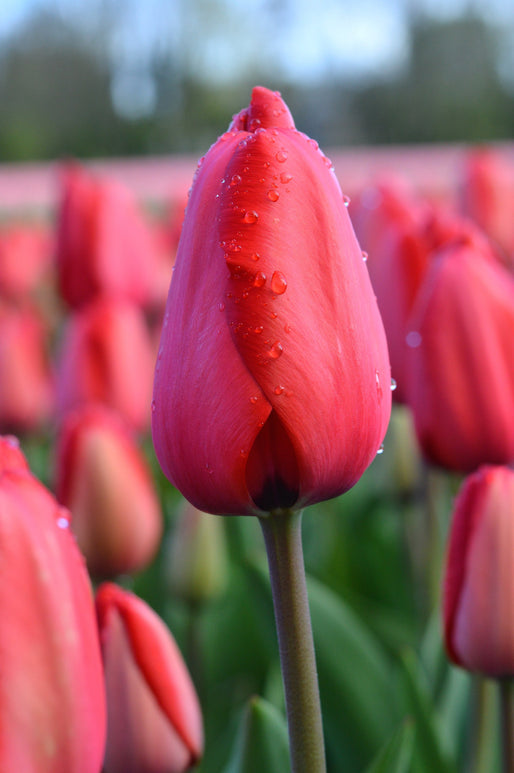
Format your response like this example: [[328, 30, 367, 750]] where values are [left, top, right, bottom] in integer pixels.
[[0, 301, 54, 432], [96, 582, 204, 773], [165, 499, 228, 606], [0, 435, 106, 772], [56, 163, 160, 309], [443, 465, 514, 676], [404, 232, 514, 473], [152, 86, 391, 516], [56, 404, 163, 578], [55, 297, 154, 432], [0, 220, 53, 300], [460, 147, 514, 270]]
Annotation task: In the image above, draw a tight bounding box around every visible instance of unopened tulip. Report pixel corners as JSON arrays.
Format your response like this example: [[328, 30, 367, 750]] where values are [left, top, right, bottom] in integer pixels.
[[56, 163, 160, 309], [443, 465, 514, 676], [152, 86, 391, 516], [55, 297, 154, 432], [404, 232, 514, 473], [56, 404, 163, 577], [0, 301, 54, 432], [0, 220, 53, 300], [0, 435, 106, 772], [96, 582, 203, 773], [460, 147, 514, 270]]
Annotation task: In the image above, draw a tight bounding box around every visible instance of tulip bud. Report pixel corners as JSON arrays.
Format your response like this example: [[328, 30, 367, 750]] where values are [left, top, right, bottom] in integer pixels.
[[165, 499, 228, 605], [55, 297, 154, 432], [152, 86, 391, 516], [56, 404, 163, 578], [404, 233, 514, 473], [443, 465, 514, 676], [56, 163, 160, 309], [0, 301, 53, 432], [0, 435, 106, 772], [96, 582, 204, 773]]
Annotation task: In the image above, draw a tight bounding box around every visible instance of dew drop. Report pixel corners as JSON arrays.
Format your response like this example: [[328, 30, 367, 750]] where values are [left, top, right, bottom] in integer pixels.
[[280, 172, 293, 184], [253, 272, 267, 288], [406, 331, 422, 348], [240, 449, 247, 458], [267, 189, 280, 202], [205, 463, 214, 476], [218, 301, 225, 311], [244, 210, 259, 224], [274, 385, 284, 395], [375, 369, 383, 400], [253, 325, 264, 334], [251, 252, 260, 262], [271, 271, 287, 295], [376, 443, 385, 455], [230, 174, 242, 186], [343, 194, 351, 207], [362, 251, 368, 262], [390, 378, 397, 391], [276, 149, 288, 163], [57, 517, 69, 530], [250, 395, 259, 404], [268, 341, 283, 359], [151, 400, 156, 413]]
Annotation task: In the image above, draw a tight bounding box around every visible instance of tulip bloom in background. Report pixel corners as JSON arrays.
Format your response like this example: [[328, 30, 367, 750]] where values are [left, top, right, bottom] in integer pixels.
[[55, 404, 163, 578], [0, 435, 106, 772], [55, 296, 154, 432], [96, 582, 203, 773], [0, 301, 54, 432], [0, 220, 53, 300], [443, 465, 514, 770], [460, 147, 514, 270], [404, 231, 514, 473], [56, 163, 161, 309], [152, 86, 391, 773]]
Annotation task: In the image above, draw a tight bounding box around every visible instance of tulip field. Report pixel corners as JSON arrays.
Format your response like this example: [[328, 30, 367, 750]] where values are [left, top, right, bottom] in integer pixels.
[[1, 87, 514, 773]]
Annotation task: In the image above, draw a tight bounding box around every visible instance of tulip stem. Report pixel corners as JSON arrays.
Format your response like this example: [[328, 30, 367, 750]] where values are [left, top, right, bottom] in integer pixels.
[[259, 509, 326, 773], [500, 679, 514, 773]]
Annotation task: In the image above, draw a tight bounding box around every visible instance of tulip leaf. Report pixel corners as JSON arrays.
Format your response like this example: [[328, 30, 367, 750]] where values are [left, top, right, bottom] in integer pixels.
[[362, 720, 415, 773], [399, 648, 457, 773], [223, 695, 291, 773], [245, 560, 397, 769]]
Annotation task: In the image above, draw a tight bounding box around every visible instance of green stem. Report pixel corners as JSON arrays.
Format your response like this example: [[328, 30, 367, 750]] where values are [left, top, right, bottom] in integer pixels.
[[500, 679, 514, 773], [467, 677, 498, 773], [259, 509, 326, 773]]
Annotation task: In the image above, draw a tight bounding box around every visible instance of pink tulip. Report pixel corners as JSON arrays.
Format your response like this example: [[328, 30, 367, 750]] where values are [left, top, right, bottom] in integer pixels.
[[55, 297, 154, 432], [0, 301, 54, 432], [404, 231, 514, 472], [152, 86, 391, 516], [96, 582, 203, 773], [56, 404, 163, 577], [444, 465, 514, 676], [0, 220, 53, 300], [56, 163, 160, 309], [0, 435, 106, 772]]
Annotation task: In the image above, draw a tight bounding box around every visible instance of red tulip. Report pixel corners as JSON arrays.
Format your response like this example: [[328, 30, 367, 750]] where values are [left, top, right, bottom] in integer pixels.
[[152, 86, 391, 516], [0, 435, 106, 772], [404, 232, 514, 472], [55, 297, 154, 432], [96, 582, 203, 773], [443, 465, 514, 676], [0, 220, 53, 300], [0, 301, 54, 432], [56, 404, 163, 577], [56, 163, 160, 309], [460, 147, 514, 270]]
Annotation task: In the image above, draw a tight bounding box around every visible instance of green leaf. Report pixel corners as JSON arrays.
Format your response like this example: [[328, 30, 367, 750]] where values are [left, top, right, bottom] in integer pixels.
[[400, 649, 457, 773], [363, 720, 415, 773], [223, 696, 291, 773]]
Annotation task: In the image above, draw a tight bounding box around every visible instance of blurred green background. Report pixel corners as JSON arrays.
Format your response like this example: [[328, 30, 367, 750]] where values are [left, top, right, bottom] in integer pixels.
[[1, 0, 514, 162]]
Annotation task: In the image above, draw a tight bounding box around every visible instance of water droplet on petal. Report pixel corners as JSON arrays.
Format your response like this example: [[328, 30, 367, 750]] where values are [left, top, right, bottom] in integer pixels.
[[250, 395, 259, 404], [390, 378, 397, 391], [254, 325, 264, 334], [268, 341, 283, 359], [151, 400, 156, 413], [271, 271, 287, 295], [276, 149, 288, 163], [267, 189, 280, 202], [274, 385, 284, 395], [251, 252, 260, 262], [343, 194, 351, 207], [230, 174, 242, 186], [280, 172, 293, 184], [219, 301, 225, 311], [253, 272, 267, 288], [57, 507, 70, 529], [362, 251, 368, 262], [406, 331, 422, 348], [244, 210, 259, 224], [376, 443, 385, 455]]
